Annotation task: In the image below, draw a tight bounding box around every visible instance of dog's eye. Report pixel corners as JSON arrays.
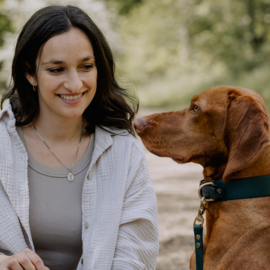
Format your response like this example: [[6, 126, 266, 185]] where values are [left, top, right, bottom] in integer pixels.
[[192, 105, 200, 112]]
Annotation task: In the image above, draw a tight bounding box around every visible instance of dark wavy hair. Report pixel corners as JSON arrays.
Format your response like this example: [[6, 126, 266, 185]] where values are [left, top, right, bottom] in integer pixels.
[[1, 5, 138, 135]]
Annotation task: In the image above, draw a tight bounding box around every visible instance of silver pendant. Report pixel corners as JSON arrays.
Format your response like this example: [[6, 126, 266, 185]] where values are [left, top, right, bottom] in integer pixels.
[[67, 172, 75, 182]]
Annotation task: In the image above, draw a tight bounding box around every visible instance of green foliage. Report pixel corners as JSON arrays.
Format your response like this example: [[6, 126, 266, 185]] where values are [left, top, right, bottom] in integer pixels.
[[0, 13, 13, 47], [108, 0, 270, 110], [0, 0, 13, 42], [137, 64, 270, 112], [0, 0, 14, 91], [104, 0, 143, 15]]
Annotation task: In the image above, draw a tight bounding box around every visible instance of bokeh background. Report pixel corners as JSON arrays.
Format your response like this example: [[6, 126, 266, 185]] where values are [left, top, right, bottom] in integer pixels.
[[0, 0, 269, 269], [1, 0, 270, 109]]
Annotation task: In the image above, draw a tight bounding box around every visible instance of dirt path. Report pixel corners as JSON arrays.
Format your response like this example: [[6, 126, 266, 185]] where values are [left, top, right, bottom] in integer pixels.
[[137, 109, 203, 270]]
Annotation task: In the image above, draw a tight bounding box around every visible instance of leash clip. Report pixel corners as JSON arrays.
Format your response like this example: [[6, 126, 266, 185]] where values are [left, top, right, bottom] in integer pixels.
[[193, 197, 207, 228], [194, 181, 215, 228], [193, 215, 204, 227], [193, 181, 216, 270]]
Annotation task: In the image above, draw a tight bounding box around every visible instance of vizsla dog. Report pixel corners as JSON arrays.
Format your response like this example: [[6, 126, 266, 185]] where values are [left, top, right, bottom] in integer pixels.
[[134, 86, 270, 270]]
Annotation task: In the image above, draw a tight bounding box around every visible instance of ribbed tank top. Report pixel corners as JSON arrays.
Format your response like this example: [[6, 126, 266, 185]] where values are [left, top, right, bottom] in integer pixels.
[[17, 127, 94, 270]]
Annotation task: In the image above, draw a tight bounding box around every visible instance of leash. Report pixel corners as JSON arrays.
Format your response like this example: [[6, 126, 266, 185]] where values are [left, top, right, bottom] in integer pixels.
[[193, 175, 270, 270]]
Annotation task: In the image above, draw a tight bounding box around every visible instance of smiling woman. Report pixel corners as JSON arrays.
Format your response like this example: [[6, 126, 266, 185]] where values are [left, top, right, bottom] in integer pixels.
[[25, 28, 98, 122], [0, 5, 158, 270]]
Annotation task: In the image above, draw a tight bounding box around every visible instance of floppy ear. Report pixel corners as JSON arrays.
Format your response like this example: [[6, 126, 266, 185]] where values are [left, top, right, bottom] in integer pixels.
[[222, 89, 270, 182]]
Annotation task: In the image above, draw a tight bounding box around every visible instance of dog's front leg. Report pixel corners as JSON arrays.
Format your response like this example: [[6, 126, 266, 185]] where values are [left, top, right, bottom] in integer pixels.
[[190, 251, 196, 270]]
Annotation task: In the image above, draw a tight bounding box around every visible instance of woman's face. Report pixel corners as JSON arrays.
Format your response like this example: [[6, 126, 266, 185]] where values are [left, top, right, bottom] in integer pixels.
[[25, 27, 97, 122]]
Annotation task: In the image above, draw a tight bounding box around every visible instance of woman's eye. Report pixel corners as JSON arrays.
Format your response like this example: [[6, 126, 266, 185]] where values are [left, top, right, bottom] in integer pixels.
[[48, 68, 63, 73], [193, 105, 200, 112], [81, 64, 93, 70]]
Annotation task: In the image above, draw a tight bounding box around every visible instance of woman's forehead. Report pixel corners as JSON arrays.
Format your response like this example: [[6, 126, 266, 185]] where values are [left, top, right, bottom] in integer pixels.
[[39, 28, 94, 63]]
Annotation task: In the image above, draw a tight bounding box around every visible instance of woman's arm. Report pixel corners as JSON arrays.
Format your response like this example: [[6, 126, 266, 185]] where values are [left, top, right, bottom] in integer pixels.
[[111, 143, 159, 270]]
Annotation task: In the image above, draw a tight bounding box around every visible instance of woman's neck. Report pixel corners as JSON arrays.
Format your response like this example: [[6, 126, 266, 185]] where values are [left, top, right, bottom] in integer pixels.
[[34, 114, 84, 143]]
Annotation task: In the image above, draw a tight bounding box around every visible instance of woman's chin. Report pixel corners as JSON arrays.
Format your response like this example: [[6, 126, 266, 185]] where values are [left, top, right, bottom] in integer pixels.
[[55, 108, 85, 120]]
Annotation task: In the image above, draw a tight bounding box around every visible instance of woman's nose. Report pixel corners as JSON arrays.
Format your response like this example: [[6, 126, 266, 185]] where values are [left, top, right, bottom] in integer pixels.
[[64, 70, 83, 92]]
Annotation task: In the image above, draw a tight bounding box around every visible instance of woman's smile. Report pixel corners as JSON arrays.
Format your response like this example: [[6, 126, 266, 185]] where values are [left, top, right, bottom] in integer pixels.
[[57, 91, 87, 104], [1, 5, 157, 270], [25, 27, 97, 121]]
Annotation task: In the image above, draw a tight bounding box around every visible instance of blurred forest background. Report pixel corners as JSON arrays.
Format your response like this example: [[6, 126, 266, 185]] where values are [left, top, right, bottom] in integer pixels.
[[1, 0, 270, 110], [1, 1, 269, 269]]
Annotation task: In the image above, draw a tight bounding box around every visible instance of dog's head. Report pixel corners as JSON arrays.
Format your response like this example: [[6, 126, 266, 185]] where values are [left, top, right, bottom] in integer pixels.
[[134, 86, 270, 182]]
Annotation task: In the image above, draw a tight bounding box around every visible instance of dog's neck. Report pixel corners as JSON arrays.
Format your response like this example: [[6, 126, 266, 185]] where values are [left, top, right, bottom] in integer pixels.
[[203, 196, 270, 268], [202, 145, 270, 266], [203, 145, 270, 181], [228, 146, 270, 179]]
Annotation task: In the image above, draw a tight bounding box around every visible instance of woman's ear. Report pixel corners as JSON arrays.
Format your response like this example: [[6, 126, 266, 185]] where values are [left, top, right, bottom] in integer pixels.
[[24, 62, 37, 86]]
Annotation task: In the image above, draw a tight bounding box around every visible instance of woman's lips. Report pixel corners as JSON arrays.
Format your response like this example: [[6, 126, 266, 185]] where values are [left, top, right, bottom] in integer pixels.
[[57, 91, 86, 105]]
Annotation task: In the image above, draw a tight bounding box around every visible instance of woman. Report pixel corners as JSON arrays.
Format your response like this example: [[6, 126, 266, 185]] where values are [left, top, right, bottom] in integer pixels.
[[0, 5, 158, 270]]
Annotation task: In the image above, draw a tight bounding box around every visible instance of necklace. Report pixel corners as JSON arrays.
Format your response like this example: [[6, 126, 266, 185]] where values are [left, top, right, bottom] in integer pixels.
[[34, 125, 84, 182]]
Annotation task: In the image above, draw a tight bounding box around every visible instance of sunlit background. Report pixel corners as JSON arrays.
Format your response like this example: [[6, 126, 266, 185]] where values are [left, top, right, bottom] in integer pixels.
[[0, 0, 269, 269]]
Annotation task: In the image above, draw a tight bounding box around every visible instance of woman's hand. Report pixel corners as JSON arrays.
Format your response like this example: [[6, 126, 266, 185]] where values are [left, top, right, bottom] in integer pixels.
[[0, 248, 49, 270]]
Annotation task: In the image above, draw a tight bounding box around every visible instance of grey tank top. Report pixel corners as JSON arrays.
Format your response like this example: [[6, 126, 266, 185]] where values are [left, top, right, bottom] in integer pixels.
[[17, 127, 94, 270]]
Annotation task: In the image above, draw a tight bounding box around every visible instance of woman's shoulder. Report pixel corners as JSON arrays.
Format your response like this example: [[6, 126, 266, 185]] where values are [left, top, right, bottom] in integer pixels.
[[105, 126, 143, 147], [0, 102, 19, 156], [0, 100, 15, 126], [0, 114, 14, 161], [0, 101, 15, 131], [112, 131, 146, 163], [0, 112, 10, 137], [97, 125, 145, 156]]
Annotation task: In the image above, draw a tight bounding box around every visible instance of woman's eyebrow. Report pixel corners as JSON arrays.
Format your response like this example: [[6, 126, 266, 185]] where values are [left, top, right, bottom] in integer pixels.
[[41, 59, 64, 65], [81, 56, 95, 61], [41, 56, 95, 65]]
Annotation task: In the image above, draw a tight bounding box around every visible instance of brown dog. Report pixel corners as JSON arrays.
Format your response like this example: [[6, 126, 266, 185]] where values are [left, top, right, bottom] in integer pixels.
[[134, 86, 270, 270]]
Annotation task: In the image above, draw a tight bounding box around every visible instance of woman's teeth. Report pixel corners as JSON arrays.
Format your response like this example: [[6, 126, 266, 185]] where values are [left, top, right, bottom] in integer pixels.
[[60, 93, 82, 100]]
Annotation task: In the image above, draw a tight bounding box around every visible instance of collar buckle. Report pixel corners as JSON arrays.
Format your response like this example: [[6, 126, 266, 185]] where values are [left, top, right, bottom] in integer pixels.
[[198, 181, 215, 202]]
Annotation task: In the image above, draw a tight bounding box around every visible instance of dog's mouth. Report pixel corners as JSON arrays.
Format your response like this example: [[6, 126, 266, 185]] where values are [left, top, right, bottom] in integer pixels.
[[171, 156, 184, 164], [147, 148, 185, 164]]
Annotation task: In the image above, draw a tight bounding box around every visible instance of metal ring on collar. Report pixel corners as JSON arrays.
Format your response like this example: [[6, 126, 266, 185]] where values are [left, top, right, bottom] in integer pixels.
[[198, 182, 215, 202]]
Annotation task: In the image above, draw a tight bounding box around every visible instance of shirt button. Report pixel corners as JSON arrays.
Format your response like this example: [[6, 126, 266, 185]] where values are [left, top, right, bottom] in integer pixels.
[[87, 173, 91, 180], [81, 258, 83, 264], [84, 222, 89, 229]]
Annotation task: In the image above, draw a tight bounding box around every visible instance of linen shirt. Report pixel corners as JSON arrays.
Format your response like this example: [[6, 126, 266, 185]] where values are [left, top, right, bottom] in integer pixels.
[[0, 100, 159, 270]]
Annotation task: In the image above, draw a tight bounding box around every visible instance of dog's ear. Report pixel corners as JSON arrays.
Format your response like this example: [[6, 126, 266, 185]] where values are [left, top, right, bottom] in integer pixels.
[[222, 89, 270, 182]]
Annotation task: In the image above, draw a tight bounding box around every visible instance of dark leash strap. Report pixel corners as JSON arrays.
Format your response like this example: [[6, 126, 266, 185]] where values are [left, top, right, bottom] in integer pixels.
[[194, 224, 203, 270], [193, 175, 270, 270]]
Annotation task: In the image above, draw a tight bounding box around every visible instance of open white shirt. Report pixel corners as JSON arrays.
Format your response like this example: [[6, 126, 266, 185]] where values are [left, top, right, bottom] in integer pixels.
[[0, 100, 159, 270]]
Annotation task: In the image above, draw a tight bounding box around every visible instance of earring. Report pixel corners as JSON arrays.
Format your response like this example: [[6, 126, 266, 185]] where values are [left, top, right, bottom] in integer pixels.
[[33, 85, 37, 91]]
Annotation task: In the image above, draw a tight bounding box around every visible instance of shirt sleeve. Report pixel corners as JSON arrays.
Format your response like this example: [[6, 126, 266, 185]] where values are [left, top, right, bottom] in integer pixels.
[[111, 142, 159, 270]]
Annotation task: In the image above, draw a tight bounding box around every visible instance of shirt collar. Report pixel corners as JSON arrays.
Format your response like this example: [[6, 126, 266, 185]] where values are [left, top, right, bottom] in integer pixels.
[[0, 100, 129, 167]]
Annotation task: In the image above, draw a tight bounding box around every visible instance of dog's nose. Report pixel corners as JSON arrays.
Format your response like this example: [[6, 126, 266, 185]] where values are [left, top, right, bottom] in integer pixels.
[[134, 117, 147, 133]]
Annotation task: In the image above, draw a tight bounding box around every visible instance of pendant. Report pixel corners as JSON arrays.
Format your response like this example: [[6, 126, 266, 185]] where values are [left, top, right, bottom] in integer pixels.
[[67, 172, 75, 182]]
